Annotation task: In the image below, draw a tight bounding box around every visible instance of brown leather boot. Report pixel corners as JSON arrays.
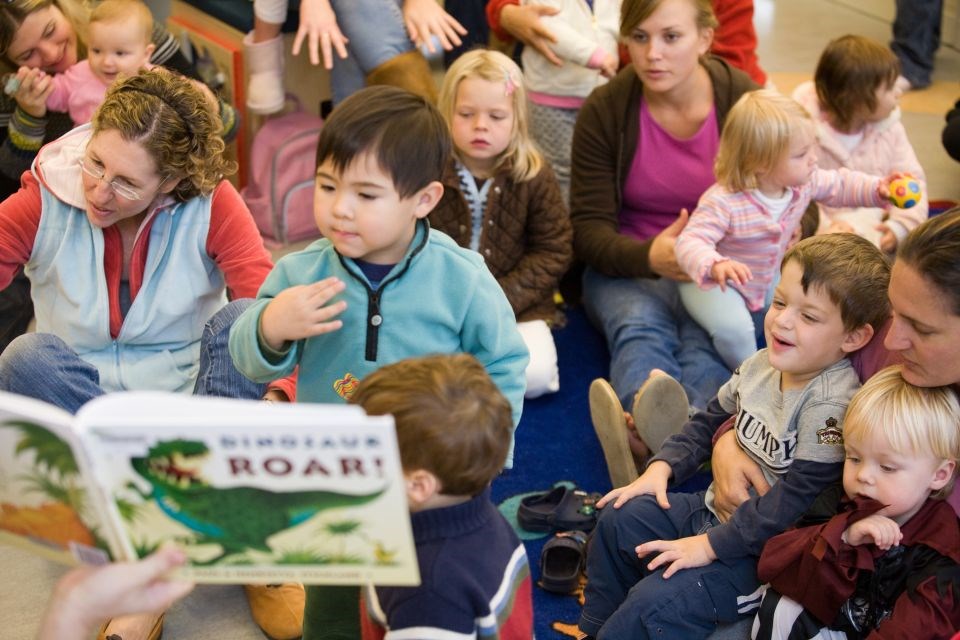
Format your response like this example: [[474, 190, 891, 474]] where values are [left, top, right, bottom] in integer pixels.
[[365, 50, 438, 103], [96, 613, 164, 640], [244, 583, 305, 640]]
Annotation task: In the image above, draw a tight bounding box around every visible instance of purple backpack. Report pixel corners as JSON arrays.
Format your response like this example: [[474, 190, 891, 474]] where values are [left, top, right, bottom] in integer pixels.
[[241, 103, 323, 246]]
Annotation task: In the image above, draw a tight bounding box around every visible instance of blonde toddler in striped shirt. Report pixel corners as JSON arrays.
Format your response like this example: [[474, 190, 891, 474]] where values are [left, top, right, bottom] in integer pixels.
[[674, 90, 899, 371]]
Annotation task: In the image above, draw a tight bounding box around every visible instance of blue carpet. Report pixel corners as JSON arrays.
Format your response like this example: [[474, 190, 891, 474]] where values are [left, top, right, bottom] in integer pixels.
[[490, 306, 710, 638], [491, 305, 609, 638]]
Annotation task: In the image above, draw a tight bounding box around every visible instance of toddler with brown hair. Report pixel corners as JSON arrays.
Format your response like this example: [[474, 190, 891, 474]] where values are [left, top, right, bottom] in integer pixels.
[[792, 34, 927, 252]]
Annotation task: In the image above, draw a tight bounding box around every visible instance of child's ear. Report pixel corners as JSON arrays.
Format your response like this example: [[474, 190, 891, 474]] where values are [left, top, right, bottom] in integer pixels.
[[412, 181, 444, 220], [929, 459, 957, 492], [144, 42, 156, 61], [840, 323, 875, 354], [405, 468, 441, 507]]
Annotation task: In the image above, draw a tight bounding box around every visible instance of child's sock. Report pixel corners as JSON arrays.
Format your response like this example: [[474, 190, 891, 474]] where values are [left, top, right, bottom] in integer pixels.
[[302, 585, 360, 640]]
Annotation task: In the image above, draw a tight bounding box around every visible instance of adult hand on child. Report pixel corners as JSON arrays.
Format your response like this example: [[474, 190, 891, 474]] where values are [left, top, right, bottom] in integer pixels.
[[260, 276, 347, 350], [500, 4, 561, 66], [597, 460, 672, 510], [711, 259, 752, 291], [649, 208, 692, 282], [842, 514, 903, 550], [293, 0, 349, 69], [402, 0, 467, 53], [710, 429, 770, 523], [636, 534, 717, 579], [12, 66, 53, 118]]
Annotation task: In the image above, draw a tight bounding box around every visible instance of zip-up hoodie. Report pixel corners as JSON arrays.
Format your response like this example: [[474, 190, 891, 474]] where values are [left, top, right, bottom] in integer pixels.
[[0, 124, 276, 394]]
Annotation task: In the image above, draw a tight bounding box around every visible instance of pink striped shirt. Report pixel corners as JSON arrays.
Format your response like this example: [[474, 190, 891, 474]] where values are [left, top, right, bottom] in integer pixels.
[[675, 168, 885, 311]]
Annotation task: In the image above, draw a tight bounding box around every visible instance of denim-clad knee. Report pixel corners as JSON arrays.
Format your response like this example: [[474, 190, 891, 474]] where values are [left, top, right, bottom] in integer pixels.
[[195, 299, 267, 400], [582, 267, 730, 411], [0, 333, 104, 413]]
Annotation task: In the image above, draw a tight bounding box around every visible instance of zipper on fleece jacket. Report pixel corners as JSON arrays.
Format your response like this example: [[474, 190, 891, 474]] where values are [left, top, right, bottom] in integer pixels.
[[337, 220, 430, 362]]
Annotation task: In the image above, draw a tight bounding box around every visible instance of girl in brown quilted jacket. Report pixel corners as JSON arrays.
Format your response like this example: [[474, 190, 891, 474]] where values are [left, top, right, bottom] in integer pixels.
[[432, 48, 572, 399]]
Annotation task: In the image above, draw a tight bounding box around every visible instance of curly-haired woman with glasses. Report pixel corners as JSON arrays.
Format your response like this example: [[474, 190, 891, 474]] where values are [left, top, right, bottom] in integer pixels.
[[0, 67, 283, 414]]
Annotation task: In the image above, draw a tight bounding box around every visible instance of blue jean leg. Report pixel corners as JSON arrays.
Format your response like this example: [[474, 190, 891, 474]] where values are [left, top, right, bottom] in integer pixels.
[[891, 0, 942, 87], [0, 333, 105, 414], [328, 0, 412, 104], [0, 301, 265, 414], [580, 491, 759, 640], [583, 268, 731, 411], [194, 299, 267, 400]]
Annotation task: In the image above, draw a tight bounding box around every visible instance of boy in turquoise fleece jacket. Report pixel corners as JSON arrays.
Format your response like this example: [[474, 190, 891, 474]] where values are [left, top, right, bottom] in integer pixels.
[[229, 84, 529, 460], [229, 85, 529, 639]]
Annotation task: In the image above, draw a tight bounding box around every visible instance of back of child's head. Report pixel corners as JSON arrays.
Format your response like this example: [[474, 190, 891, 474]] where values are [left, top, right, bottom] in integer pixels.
[[844, 365, 960, 497], [714, 89, 812, 192], [89, 0, 153, 43], [781, 233, 890, 333], [814, 35, 899, 132], [316, 85, 450, 199], [437, 48, 542, 183], [349, 353, 511, 496]]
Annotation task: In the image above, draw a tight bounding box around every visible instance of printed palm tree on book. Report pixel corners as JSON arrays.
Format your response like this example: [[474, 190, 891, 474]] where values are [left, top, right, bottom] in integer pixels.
[[0, 421, 111, 556]]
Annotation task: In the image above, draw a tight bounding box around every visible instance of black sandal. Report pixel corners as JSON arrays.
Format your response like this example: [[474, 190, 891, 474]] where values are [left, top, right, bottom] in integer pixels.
[[539, 530, 588, 594], [517, 485, 601, 533]]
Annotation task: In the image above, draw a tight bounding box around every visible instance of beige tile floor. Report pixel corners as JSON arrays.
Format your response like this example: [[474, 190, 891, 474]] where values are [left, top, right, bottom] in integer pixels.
[[756, 0, 959, 205], [1, 2, 958, 639]]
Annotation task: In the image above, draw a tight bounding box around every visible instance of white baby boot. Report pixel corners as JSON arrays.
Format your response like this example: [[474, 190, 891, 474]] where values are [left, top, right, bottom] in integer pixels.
[[244, 32, 285, 115]]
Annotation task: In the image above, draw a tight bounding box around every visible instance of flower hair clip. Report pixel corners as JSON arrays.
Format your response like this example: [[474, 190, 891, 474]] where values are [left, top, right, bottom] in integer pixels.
[[502, 67, 517, 97]]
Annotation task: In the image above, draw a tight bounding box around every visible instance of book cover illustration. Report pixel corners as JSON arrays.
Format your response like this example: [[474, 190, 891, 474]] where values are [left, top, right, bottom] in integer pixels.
[[0, 391, 420, 586], [0, 394, 114, 566]]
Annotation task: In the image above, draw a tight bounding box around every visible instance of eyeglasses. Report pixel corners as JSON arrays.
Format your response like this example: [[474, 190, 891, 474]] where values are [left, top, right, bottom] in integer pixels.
[[78, 157, 149, 201]]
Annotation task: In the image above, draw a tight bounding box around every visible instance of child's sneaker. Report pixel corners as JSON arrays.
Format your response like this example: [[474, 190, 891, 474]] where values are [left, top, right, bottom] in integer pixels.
[[589, 378, 639, 488], [631, 370, 688, 455], [244, 33, 285, 115]]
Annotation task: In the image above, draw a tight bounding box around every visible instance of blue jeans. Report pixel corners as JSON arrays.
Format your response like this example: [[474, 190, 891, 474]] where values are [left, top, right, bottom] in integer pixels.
[[0, 300, 266, 414], [579, 492, 760, 639], [891, 0, 942, 88], [582, 268, 731, 412], [328, 0, 413, 104]]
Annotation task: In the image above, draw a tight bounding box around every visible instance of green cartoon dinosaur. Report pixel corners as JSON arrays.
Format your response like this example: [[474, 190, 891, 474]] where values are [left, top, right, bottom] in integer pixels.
[[125, 439, 385, 564]]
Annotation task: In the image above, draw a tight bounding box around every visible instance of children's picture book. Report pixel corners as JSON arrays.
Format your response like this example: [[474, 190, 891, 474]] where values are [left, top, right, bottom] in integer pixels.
[[0, 391, 419, 586]]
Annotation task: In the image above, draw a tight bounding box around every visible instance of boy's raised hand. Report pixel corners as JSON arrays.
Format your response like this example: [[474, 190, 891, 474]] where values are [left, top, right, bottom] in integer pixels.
[[597, 460, 672, 510], [710, 259, 752, 291], [636, 533, 717, 579], [260, 276, 347, 350], [842, 513, 903, 550]]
